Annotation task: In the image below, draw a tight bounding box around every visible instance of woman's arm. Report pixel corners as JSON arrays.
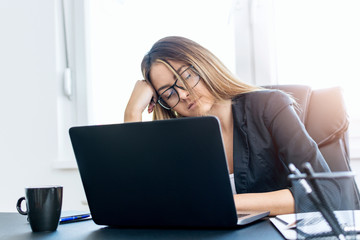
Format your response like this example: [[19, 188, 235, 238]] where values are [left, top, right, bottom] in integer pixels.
[[261, 91, 337, 212], [124, 80, 157, 122], [234, 189, 294, 216], [264, 91, 330, 173]]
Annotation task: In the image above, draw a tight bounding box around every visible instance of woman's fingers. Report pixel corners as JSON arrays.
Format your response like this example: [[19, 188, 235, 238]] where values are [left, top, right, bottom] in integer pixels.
[[148, 97, 156, 113]]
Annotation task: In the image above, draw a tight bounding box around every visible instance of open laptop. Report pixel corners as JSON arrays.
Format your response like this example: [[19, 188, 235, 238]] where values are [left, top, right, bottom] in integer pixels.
[[69, 116, 269, 228]]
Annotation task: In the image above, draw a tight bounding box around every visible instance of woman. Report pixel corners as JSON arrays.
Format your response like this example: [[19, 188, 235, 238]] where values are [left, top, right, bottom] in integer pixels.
[[124, 36, 330, 216]]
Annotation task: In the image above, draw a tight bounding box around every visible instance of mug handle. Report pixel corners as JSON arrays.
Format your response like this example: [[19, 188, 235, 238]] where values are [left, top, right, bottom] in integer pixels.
[[16, 197, 28, 215]]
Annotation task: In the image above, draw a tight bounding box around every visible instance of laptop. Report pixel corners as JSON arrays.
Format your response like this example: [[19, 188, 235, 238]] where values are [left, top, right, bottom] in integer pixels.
[[69, 116, 269, 228]]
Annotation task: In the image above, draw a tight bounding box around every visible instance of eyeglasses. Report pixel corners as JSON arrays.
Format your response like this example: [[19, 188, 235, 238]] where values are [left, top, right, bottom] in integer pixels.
[[157, 65, 201, 110]]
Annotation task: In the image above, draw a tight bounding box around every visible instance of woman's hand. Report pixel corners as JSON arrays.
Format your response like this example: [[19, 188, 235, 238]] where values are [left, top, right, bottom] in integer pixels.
[[124, 80, 157, 122]]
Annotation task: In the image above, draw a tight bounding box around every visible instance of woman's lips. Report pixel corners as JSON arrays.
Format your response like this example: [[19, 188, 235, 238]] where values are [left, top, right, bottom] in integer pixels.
[[188, 101, 196, 110]]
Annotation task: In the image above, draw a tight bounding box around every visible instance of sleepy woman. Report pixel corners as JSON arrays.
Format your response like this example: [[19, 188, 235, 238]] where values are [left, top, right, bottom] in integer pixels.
[[124, 36, 331, 216]]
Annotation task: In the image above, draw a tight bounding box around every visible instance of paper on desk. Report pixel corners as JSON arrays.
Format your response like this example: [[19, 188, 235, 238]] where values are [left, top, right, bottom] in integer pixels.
[[271, 210, 360, 240], [270, 217, 297, 240]]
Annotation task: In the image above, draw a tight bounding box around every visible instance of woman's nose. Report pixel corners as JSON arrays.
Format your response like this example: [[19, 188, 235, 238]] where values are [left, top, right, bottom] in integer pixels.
[[177, 87, 189, 100]]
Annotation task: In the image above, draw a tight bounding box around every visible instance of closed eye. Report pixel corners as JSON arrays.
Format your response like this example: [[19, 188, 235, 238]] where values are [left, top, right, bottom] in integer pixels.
[[184, 73, 191, 80], [165, 88, 176, 99]]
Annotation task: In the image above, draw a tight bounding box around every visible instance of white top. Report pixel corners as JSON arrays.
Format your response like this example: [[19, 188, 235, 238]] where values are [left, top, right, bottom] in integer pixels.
[[229, 173, 236, 194]]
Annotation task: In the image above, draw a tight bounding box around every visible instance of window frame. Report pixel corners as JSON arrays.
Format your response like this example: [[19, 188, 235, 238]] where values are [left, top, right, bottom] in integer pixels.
[[52, 0, 90, 169]]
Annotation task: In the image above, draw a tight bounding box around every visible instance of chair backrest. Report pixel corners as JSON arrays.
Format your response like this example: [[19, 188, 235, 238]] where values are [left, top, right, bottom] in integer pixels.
[[265, 84, 359, 208]]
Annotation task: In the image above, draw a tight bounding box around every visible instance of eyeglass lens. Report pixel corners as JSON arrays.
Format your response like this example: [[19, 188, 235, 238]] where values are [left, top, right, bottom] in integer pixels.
[[158, 66, 200, 109]]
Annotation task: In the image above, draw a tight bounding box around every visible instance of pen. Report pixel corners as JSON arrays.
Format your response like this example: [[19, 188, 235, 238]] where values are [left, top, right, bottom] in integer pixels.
[[274, 216, 304, 229], [60, 213, 91, 224], [289, 164, 346, 240], [285, 219, 303, 229]]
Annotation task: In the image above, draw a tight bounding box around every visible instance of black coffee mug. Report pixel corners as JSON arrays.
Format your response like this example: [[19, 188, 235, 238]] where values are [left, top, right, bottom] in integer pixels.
[[16, 186, 63, 232]]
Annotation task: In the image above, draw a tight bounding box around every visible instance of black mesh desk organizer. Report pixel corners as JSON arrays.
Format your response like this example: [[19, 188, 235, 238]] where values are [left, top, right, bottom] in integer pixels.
[[289, 163, 360, 240]]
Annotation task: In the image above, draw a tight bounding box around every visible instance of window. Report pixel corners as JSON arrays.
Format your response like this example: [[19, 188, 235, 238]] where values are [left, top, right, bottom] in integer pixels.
[[88, 0, 236, 124], [77, 0, 360, 160]]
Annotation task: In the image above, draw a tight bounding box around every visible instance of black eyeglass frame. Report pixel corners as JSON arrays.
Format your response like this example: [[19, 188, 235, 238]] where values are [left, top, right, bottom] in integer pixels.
[[156, 65, 200, 110]]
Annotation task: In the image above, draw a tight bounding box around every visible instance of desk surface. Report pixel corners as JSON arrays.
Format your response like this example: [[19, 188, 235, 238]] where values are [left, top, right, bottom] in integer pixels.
[[0, 212, 284, 240]]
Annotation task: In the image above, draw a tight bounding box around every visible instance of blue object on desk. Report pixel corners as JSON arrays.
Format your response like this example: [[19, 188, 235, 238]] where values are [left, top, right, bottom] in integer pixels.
[[60, 213, 91, 224]]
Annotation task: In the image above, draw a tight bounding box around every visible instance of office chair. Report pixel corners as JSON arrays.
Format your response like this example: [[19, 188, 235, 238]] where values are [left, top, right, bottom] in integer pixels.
[[265, 84, 360, 208]]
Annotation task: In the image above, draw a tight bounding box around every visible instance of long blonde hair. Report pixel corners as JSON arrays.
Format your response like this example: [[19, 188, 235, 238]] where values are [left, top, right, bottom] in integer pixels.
[[141, 36, 261, 120]]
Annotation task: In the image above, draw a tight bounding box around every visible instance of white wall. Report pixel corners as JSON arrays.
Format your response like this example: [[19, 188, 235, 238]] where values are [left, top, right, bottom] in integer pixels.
[[0, 0, 87, 212]]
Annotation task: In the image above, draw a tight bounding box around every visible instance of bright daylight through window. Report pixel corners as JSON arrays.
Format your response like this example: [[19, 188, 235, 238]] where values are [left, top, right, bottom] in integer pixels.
[[88, 0, 235, 124], [87, 0, 360, 159]]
